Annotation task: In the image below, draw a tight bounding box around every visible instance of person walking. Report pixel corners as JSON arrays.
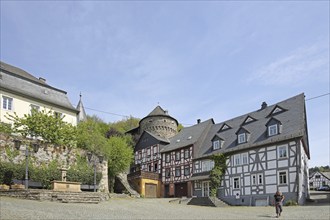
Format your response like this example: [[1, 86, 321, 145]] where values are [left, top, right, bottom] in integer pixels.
[[274, 191, 285, 218]]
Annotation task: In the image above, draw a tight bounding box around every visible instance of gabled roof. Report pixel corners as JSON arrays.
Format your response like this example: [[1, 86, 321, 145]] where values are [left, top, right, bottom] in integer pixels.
[[309, 171, 330, 180], [161, 119, 214, 154], [135, 130, 170, 152], [140, 105, 178, 126], [0, 61, 77, 113], [198, 93, 309, 158], [76, 94, 87, 122]]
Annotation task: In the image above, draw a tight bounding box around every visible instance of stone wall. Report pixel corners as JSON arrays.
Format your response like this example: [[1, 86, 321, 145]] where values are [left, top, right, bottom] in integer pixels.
[[140, 116, 178, 139], [0, 133, 109, 193]]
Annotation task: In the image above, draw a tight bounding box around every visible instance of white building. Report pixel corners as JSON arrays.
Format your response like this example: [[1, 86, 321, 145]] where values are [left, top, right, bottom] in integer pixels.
[[0, 61, 81, 126]]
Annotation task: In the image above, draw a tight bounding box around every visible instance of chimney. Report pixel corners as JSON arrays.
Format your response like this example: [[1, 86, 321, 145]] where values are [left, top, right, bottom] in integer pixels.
[[261, 102, 267, 110], [39, 77, 46, 83], [197, 119, 201, 124]]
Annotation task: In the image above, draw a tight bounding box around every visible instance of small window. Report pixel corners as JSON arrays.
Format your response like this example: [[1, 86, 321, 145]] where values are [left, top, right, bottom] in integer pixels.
[[242, 153, 248, 165], [54, 112, 62, 119], [279, 171, 287, 185], [154, 163, 158, 172], [138, 151, 142, 160], [233, 177, 240, 189], [148, 163, 152, 172], [147, 148, 151, 157], [153, 146, 158, 155], [252, 175, 256, 185], [184, 166, 190, 176], [258, 174, 263, 185], [213, 140, 220, 150], [234, 155, 240, 166], [165, 153, 171, 163], [238, 133, 246, 144], [194, 161, 200, 173], [2, 96, 13, 110], [175, 151, 181, 161], [194, 181, 201, 189], [278, 145, 288, 158], [184, 149, 190, 159], [165, 168, 170, 178], [315, 175, 321, 179], [175, 167, 181, 177], [268, 124, 278, 136]]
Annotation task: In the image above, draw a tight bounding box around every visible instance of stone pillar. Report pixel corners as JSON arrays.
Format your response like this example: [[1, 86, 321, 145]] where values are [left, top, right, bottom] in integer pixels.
[[98, 160, 109, 193]]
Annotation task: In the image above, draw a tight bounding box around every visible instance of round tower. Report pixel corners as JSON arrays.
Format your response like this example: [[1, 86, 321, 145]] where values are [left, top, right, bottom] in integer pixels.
[[139, 106, 178, 139]]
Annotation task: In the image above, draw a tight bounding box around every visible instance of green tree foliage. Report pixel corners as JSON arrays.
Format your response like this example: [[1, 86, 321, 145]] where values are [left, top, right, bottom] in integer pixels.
[[108, 116, 139, 134], [5, 109, 76, 147], [103, 136, 133, 192], [76, 116, 134, 192], [0, 122, 13, 134], [209, 153, 228, 197], [309, 166, 330, 174]]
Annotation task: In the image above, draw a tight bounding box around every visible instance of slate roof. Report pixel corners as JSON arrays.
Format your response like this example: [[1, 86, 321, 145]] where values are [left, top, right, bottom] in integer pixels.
[[161, 119, 214, 154], [197, 93, 309, 159], [0, 61, 78, 112], [135, 130, 170, 152], [140, 105, 178, 126]]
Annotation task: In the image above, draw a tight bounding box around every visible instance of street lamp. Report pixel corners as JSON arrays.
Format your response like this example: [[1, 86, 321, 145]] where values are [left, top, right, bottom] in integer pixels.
[[14, 140, 40, 189], [87, 152, 103, 192]]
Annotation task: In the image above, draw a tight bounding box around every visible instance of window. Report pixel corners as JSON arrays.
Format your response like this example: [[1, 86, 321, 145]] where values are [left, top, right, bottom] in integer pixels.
[[175, 151, 181, 161], [165, 168, 170, 178], [234, 155, 240, 166], [233, 177, 240, 189], [268, 124, 278, 136], [2, 96, 13, 110], [175, 167, 181, 177], [154, 163, 158, 172], [252, 173, 263, 185], [184, 149, 190, 159], [194, 181, 201, 189], [30, 104, 40, 114], [279, 171, 287, 185], [165, 153, 171, 163], [213, 140, 220, 150], [202, 160, 214, 172], [194, 161, 200, 173], [242, 153, 248, 165], [153, 146, 158, 155], [238, 133, 246, 144], [54, 112, 62, 119], [148, 163, 152, 172], [278, 145, 288, 158], [138, 151, 142, 160], [184, 166, 190, 176], [315, 175, 321, 179]]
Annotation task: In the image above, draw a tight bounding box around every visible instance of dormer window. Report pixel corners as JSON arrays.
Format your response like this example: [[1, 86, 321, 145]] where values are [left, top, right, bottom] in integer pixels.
[[218, 123, 231, 132], [213, 140, 220, 150], [267, 105, 287, 117], [238, 133, 246, 144], [243, 116, 256, 125], [236, 127, 249, 144], [266, 117, 282, 137], [268, 124, 278, 136]]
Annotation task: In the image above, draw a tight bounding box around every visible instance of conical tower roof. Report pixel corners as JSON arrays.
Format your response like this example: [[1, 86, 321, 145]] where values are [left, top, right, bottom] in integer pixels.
[[76, 93, 87, 123]]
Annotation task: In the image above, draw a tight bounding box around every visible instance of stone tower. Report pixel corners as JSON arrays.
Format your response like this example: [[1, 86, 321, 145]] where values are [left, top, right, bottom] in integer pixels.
[[139, 106, 178, 139]]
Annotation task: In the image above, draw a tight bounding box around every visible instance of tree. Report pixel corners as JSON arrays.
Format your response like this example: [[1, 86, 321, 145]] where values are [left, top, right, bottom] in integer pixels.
[[209, 153, 228, 197], [6, 109, 76, 147], [103, 136, 134, 192]]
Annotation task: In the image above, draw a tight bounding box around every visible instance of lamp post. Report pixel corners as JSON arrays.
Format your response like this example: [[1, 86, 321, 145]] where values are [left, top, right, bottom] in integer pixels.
[[14, 140, 39, 189], [87, 152, 103, 192]]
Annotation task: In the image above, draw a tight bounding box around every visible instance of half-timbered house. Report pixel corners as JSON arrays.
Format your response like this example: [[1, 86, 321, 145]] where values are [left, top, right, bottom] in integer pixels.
[[160, 119, 214, 197], [191, 93, 310, 205], [309, 171, 330, 190]]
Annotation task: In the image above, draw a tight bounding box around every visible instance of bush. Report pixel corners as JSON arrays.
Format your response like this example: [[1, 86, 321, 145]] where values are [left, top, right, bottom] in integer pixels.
[[285, 200, 298, 206]]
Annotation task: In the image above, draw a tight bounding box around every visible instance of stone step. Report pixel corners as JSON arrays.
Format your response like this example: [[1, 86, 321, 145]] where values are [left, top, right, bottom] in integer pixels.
[[188, 197, 229, 207]]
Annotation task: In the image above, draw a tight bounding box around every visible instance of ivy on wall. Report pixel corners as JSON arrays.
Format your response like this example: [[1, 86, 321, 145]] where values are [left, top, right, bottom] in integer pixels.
[[209, 153, 228, 197]]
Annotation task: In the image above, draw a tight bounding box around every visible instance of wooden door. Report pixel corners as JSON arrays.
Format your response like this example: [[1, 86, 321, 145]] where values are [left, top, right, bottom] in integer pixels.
[[145, 183, 157, 198]]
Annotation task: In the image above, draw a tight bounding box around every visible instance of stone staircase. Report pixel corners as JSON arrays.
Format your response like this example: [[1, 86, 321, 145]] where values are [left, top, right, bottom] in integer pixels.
[[116, 173, 140, 198], [0, 189, 109, 204], [187, 197, 229, 207]]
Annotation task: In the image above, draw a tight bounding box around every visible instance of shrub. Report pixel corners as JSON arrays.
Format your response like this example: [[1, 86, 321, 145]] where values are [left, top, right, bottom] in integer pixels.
[[285, 200, 298, 206]]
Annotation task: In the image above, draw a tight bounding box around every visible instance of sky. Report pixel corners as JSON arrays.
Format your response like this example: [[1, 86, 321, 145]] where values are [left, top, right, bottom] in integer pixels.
[[0, 1, 329, 167]]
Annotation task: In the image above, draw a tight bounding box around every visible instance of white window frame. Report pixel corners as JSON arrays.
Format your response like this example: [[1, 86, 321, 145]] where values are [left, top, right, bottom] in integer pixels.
[[194, 181, 201, 189], [233, 177, 240, 189], [202, 160, 214, 172], [278, 170, 288, 185], [213, 140, 220, 150], [194, 161, 200, 173], [2, 96, 13, 110], [30, 104, 40, 114], [153, 146, 158, 155], [252, 174, 257, 185], [268, 124, 278, 136], [242, 153, 248, 165], [278, 145, 288, 158], [165, 168, 171, 178], [138, 151, 142, 160], [184, 165, 190, 176], [234, 155, 240, 166], [184, 149, 190, 159], [165, 153, 171, 163], [238, 133, 246, 144]]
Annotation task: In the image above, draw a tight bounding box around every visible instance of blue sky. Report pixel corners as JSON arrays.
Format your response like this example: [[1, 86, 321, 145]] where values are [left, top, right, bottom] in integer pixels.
[[1, 1, 329, 167]]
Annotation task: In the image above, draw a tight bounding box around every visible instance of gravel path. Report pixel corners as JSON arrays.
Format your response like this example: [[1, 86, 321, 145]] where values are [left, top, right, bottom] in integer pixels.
[[1, 196, 329, 220]]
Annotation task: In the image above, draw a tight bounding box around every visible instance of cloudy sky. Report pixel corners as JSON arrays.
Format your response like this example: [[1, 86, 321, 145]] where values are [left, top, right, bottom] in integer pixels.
[[1, 1, 329, 167]]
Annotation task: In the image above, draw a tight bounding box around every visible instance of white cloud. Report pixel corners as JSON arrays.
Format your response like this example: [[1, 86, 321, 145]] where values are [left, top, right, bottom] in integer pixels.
[[248, 40, 329, 86]]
